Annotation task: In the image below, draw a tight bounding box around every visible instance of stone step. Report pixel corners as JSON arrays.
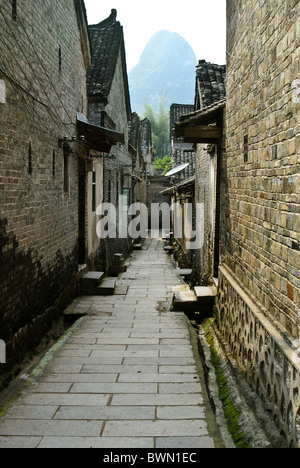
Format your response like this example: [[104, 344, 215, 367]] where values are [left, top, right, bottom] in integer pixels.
[[80, 271, 105, 294], [194, 285, 217, 304], [97, 277, 116, 296], [172, 290, 198, 312], [113, 253, 124, 265], [176, 269, 193, 278]]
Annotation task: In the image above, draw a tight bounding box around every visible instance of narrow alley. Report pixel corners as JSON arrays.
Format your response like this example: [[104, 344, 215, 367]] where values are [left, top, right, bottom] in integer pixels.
[[0, 239, 227, 449]]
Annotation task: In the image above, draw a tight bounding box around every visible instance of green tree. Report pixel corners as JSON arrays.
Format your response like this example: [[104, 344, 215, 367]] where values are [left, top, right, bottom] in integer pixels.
[[142, 95, 170, 159], [154, 155, 173, 175]]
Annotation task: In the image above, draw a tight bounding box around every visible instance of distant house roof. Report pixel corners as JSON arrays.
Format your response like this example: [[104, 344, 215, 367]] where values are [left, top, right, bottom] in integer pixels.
[[170, 104, 195, 140], [173, 60, 226, 144], [87, 9, 131, 119], [176, 99, 226, 129], [160, 176, 195, 195], [195, 60, 226, 111]]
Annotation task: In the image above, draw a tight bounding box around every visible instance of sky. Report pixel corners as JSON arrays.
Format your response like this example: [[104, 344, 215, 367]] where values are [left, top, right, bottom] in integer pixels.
[[84, 0, 227, 72]]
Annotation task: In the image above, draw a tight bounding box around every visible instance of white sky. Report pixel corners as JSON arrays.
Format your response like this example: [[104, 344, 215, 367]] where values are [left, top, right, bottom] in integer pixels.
[[84, 0, 227, 72]]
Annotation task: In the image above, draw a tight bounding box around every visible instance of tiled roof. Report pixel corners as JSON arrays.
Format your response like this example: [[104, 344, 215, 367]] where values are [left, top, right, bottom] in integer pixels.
[[87, 9, 131, 119], [128, 113, 152, 160], [195, 60, 226, 110], [170, 103, 195, 140]]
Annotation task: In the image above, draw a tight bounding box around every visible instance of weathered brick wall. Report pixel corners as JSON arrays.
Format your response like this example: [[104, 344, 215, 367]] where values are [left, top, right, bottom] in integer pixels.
[[88, 47, 133, 262], [194, 145, 214, 282], [223, 0, 299, 339], [217, 0, 300, 446], [0, 0, 89, 383]]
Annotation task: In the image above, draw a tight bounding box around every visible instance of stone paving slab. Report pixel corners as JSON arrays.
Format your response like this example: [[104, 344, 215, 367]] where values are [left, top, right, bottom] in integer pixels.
[[0, 238, 225, 449]]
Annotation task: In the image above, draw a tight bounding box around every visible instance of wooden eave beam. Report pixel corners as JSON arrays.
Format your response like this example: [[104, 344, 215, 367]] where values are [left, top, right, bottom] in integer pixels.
[[178, 125, 222, 143]]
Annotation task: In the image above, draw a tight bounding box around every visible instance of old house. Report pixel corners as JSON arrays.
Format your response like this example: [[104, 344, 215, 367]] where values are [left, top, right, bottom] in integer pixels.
[[0, 0, 92, 383], [174, 60, 226, 281], [176, 0, 300, 447], [129, 113, 154, 205], [86, 9, 133, 268], [170, 104, 195, 181]]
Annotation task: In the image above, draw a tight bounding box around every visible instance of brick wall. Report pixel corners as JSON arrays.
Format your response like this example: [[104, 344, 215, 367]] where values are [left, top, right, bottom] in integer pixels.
[[216, 0, 300, 446], [0, 0, 89, 384], [194, 145, 216, 282], [223, 0, 300, 339]]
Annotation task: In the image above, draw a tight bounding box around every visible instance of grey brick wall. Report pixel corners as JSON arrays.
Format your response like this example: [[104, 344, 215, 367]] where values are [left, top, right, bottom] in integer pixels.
[[222, 0, 300, 339], [216, 0, 300, 446], [0, 0, 89, 384]]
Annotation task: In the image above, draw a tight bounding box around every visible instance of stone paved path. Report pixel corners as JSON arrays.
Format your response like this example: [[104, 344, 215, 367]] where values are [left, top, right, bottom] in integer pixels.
[[0, 238, 225, 448]]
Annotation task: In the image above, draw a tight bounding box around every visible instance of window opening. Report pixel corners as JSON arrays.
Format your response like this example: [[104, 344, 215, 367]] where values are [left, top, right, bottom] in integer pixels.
[[107, 179, 111, 204], [59, 46, 62, 74], [52, 150, 56, 177], [63, 152, 70, 194], [12, 0, 17, 21], [28, 142, 32, 175], [244, 135, 249, 163], [92, 170, 96, 212]]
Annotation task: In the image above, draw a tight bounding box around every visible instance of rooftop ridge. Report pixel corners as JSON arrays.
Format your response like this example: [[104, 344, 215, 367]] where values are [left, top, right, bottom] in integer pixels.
[[89, 8, 118, 30]]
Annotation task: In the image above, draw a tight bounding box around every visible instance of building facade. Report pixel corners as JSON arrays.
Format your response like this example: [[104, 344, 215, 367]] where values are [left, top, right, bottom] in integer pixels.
[[0, 0, 91, 384], [216, 0, 300, 446], [174, 1, 299, 446], [175, 61, 226, 283], [129, 113, 154, 205], [87, 9, 134, 267], [170, 104, 195, 182]]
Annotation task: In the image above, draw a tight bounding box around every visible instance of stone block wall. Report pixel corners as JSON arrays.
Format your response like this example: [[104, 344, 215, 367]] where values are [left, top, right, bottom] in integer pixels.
[[217, 0, 300, 446], [0, 0, 89, 382], [217, 265, 300, 447], [223, 0, 300, 338]]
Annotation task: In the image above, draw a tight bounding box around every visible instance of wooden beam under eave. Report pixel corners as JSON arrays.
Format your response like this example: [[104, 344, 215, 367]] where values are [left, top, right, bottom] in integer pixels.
[[181, 125, 222, 143], [183, 137, 220, 144]]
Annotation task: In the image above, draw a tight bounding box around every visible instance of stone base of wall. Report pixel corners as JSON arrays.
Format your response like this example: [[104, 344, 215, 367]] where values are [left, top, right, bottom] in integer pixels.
[[216, 265, 300, 448]]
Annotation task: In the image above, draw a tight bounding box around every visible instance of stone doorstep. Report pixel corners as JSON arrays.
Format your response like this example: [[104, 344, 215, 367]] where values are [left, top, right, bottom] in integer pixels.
[[172, 290, 198, 312], [113, 253, 124, 265], [97, 278, 117, 296], [80, 272, 116, 296], [176, 269, 193, 277], [80, 272, 105, 294], [81, 271, 104, 282], [173, 291, 198, 303], [194, 286, 217, 299]]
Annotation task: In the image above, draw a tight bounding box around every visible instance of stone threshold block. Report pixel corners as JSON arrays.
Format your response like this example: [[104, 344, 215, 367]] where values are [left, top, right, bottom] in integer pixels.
[[80, 272, 116, 296], [176, 269, 193, 279], [80, 271, 104, 295], [172, 290, 198, 312], [194, 286, 217, 308]]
